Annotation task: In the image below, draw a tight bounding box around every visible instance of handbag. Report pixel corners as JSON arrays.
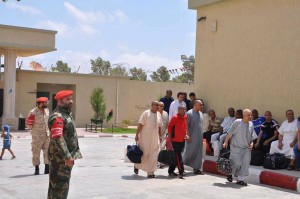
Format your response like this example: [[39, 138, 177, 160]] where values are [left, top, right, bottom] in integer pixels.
[[126, 143, 143, 164], [250, 150, 264, 166], [158, 150, 176, 165], [263, 153, 287, 170], [216, 148, 232, 175]]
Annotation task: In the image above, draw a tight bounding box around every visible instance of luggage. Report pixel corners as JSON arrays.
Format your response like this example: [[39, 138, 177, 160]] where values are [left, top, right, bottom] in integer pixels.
[[158, 150, 176, 165], [263, 153, 287, 170], [250, 150, 265, 166], [216, 148, 232, 175], [126, 143, 143, 163]]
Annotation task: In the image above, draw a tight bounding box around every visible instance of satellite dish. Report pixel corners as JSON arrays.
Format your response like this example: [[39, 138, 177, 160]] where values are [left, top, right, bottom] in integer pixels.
[[29, 61, 44, 71]]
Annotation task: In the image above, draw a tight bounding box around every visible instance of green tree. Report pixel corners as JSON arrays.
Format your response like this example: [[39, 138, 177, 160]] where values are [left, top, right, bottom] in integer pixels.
[[51, 60, 71, 72], [90, 87, 106, 120], [129, 67, 147, 81], [90, 57, 111, 75], [173, 56, 195, 83], [110, 65, 128, 76], [150, 66, 170, 82]]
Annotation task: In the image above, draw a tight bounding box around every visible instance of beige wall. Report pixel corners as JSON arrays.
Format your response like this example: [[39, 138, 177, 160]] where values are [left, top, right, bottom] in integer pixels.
[[194, 0, 300, 123], [6, 70, 194, 127]]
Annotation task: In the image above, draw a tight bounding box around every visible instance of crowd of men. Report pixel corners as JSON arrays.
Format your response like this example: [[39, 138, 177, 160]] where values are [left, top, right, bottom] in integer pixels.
[[134, 90, 300, 185]]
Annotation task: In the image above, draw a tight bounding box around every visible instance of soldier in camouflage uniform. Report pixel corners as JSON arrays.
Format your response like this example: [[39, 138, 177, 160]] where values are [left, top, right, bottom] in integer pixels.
[[48, 90, 82, 199], [26, 97, 50, 175]]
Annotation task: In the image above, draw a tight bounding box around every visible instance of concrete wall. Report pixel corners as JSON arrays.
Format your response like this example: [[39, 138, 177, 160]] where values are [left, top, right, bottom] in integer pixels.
[[9, 70, 194, 127], [194, 0, 300, 123]]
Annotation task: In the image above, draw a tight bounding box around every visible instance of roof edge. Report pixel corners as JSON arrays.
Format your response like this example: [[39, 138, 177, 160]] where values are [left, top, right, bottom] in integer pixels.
[[188, 0, 224, 9]]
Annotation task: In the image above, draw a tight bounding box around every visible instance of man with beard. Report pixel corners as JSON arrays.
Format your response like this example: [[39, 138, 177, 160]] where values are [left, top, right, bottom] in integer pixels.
[[47, 90, 82, 199], [26, 97, 50, 175]]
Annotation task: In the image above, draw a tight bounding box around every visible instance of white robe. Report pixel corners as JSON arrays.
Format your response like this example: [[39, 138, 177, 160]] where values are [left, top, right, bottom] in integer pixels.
[[270, 119, 297, 158], [135, 110, 162, 174]]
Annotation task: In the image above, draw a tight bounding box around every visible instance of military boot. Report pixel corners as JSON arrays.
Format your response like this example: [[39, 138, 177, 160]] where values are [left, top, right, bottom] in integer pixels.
[[34, 165, 39, 175], [44, 164, 49, 174]]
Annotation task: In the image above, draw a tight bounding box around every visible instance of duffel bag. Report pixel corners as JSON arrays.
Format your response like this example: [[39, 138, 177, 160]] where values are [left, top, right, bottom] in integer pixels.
[[263, 153, 286, 170], [250, 150, 265, 166]]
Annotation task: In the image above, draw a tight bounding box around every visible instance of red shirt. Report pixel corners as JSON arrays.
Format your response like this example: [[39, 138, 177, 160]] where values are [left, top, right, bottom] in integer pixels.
[[168, 114, 187, 142]]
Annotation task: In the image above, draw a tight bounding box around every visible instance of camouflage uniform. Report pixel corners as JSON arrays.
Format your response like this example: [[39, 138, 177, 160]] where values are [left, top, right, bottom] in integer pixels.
[[47, 106, 82, 199], [26, 107, 50, 166]]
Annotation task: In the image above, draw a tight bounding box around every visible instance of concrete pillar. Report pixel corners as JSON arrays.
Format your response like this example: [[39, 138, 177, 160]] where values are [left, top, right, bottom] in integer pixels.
[[2, 49, 18, 130]]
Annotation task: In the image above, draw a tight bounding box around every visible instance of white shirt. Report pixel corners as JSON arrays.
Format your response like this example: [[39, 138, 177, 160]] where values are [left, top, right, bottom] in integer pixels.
[[202, 112, 210, 132], [221, 116, 236, 133], [168, 100, 186, 121], [278, 119, 298, 143]]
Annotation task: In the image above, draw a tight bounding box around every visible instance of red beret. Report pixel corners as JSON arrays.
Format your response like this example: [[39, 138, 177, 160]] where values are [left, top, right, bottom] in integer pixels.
[[54, 90, 73, 100], [37, 97, 48, 103]]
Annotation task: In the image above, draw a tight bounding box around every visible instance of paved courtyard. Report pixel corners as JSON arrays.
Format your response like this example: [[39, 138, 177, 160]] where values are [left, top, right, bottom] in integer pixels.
[[0, 137, 299, 199]]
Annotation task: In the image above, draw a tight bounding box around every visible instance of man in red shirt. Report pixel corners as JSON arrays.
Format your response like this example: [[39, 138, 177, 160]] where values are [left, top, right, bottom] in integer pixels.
[[167, 104, 187, 179]]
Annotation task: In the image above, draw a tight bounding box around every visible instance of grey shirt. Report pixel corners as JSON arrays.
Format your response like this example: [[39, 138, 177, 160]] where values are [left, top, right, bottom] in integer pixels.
[[228, 119, 257, 149]]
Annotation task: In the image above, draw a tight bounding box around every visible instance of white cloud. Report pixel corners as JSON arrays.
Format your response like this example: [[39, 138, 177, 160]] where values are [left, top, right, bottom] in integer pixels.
[[64, 2, 128, 35], [113, 52, 182, 72], [37, 20, 70, 36], [6, 2, 42, 15], [114, 9, 128, 24]]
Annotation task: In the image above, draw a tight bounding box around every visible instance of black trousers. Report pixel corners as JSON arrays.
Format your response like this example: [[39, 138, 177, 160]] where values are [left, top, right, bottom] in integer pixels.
[[203, 131, 218, 150], [253, 138, 274, 155], [168, 142, 185, 174]]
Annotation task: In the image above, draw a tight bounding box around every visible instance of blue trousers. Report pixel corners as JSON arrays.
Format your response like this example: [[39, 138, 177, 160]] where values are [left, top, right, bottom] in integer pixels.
[[294, 144, 300, 169]]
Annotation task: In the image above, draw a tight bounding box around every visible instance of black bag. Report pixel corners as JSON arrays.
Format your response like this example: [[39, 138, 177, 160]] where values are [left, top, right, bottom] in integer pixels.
[[250, 150, 265, 166], [263, 153, 287, 170], [216, 148, 232, 175], [158, 150, 176, 165], [126, 143, 143, 163], [219, 148, 230, 159], [216, 158, 232, 175]]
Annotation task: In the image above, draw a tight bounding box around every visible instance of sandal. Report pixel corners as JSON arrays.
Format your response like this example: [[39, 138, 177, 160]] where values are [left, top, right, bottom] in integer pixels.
[[134, 167, 139, 174], [237, 181, 248, 186], [194, 170, 204, 175], [227, 175, 233, 182], [147, 175, 155, 178]]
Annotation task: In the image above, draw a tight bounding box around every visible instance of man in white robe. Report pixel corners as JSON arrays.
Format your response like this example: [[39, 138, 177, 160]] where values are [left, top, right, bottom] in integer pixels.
[[134, 101, 163, 178], [270, 110, 297, 170], [224, 109, 257, 186]]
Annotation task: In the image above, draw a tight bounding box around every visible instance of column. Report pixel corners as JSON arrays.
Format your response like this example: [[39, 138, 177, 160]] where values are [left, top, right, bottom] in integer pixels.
[[2, 49, 18, 130]]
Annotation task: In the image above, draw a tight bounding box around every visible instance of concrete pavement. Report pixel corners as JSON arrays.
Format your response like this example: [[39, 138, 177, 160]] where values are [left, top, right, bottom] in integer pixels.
[[0, 137, 299, 198]]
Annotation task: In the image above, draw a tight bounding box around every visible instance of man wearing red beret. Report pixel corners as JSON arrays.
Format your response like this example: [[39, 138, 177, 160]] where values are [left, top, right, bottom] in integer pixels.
[[26, 97, 50, 175], [47, 90, 82, 199]]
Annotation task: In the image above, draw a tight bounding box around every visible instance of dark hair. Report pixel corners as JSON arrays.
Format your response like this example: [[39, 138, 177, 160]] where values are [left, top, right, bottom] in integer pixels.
[[189, 92, 195, 97], [236, 109, 243, 115], [177, 92, 184, 97], [286, 109, 294, 114], [166, 89, 172, 93]]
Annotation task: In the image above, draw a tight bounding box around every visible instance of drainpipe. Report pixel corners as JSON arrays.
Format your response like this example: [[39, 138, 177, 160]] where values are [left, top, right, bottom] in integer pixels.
[[115, 81, 119, 125]]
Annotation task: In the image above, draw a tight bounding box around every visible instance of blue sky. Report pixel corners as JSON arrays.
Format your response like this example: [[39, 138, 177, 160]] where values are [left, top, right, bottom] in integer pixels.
[[0, 0, 196, 74]]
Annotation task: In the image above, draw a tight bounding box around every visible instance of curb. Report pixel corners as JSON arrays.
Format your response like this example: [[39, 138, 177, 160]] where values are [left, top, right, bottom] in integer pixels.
[[14, 134, 133, 139], [202, 160, 300, 193]]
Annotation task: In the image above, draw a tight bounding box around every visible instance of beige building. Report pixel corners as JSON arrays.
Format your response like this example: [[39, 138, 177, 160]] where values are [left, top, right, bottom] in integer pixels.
[[0, 24, 56, 129], [0, 24, 195, 129], [1, 70, 194, 127], [189, 0, 300, 123]]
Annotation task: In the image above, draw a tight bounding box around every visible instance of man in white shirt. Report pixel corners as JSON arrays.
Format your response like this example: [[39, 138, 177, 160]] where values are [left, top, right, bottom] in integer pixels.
[[168, 92, 186, 121], [211, 108, 235, 154], [270, 110, 298, 170]]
